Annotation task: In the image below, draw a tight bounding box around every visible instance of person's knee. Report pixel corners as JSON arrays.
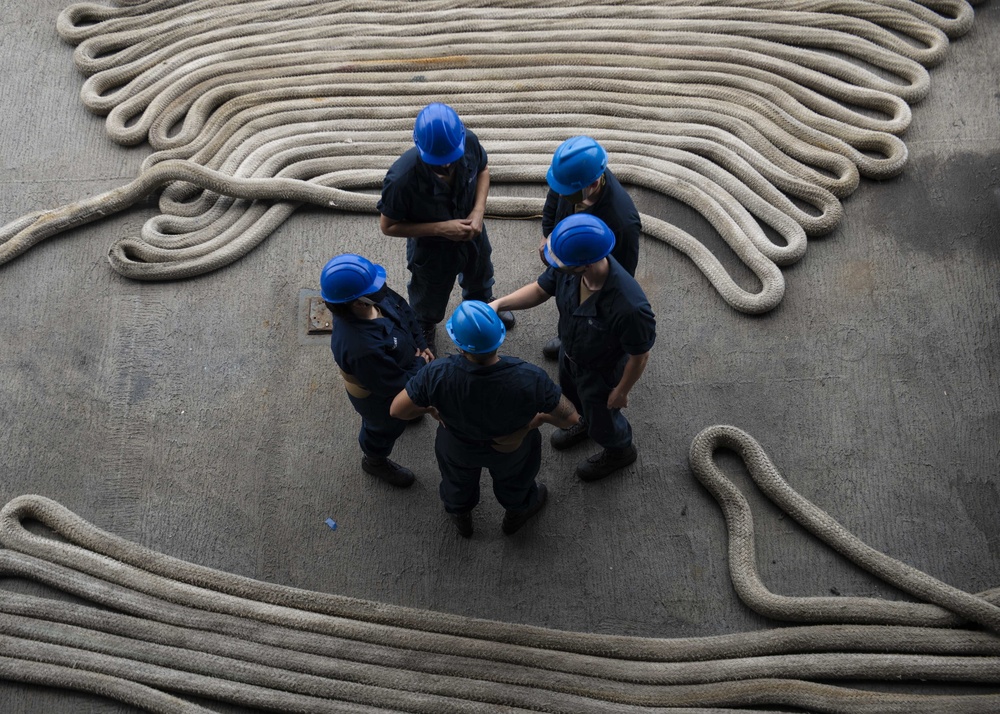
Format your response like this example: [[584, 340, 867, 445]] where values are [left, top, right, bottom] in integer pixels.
[[582, 405, 617, 438]]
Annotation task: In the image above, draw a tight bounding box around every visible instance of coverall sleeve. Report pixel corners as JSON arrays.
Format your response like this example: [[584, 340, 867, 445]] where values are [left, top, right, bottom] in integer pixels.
[[618, 302, 657, 356], [536, 371, 562, 414], [473, 134, 488, 171], [614, 209, 642, 277], [377, 168, 409, 221], [404, 366, 433, 408], [541, 189, 560, 238], [536, 267, 558, 296]]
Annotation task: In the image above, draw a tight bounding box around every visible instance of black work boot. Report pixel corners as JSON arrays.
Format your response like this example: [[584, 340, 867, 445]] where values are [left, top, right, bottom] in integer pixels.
[[449, 511, 474, 538], [575, 444, 638, 482], [501, 483, 548, 535], [550, 419, 588, 450], [361, 455, 415, 488], [541, 336, 561, 361], [420, 324, 437, 356], [497, 310, 516, 329]]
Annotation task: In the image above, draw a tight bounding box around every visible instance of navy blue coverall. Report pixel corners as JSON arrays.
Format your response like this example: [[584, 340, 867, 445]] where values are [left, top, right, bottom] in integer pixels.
[[330, 288, 428, 459], [541, 169, 642, 277], [537, 258, 656, 450], [404, 355, 561, 515], [378, 130, 496, 329]]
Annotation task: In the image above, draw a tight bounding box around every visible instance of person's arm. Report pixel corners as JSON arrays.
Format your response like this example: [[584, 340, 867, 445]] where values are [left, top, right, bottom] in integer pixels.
[[539, 189, 560, 266], [390, 388, 439, 421], [528, 394, 580, 429], [540, 189, 559, 238], [464, 166, 489, 236], [379, 214, 476, 242], [392, 289, 431, 356], [489, 282, 551, 314], [616, 209, 642, 277], [607, 351, 650, 409]]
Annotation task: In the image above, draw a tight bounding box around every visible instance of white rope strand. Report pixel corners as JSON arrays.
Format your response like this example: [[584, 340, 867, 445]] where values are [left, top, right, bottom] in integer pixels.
[[2, 424, 1000, 711], [0, 0, 984, 313]]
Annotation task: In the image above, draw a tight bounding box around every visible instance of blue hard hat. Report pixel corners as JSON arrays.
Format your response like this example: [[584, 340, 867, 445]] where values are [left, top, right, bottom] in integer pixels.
[[413, 103, 466, 165], [446, 301, 506, 354], [546, 136, 608, 195], [319, 253, 387, 303], [544, 214, 616, 268]]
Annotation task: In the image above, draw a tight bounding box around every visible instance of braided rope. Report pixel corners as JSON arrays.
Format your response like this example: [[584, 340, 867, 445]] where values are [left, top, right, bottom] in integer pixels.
[[0, 0, 987, 311], [2, 426, 999, 711]]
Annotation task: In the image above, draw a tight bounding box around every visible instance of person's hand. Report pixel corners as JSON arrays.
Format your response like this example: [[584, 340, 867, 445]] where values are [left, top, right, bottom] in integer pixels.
[[427, 406, 445, 426], [526, 413, 546, 430], [487, 299, 503, 314], [464, 209, 485, 237], [440, 219, 477, 242], [607, 386, 629, 410], [538, 237, 550, 268], [416, 348, 435, 363]]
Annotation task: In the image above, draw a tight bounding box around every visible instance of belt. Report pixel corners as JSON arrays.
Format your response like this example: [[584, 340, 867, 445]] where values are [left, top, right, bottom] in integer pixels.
[[490, 425, 531, 453], [339, 369, 371, 399], [445, 425, 531, 453]]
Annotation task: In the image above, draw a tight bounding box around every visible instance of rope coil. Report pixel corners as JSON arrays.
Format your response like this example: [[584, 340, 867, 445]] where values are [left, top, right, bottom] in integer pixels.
[[0, 0, 986, 313], [1, 426, 999, 712]]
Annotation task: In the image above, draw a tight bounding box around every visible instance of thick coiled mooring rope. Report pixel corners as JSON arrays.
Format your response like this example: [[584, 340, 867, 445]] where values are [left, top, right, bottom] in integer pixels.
[[0, 0, 988, 312], [2, 426, 999, 713]]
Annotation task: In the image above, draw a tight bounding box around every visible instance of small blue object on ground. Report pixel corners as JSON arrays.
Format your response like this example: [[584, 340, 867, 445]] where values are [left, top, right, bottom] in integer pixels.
[[324, 518, 337, 531]]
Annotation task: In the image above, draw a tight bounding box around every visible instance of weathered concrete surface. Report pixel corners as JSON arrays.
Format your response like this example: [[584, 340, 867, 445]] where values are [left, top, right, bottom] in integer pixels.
[[0, 1, 998, 711]]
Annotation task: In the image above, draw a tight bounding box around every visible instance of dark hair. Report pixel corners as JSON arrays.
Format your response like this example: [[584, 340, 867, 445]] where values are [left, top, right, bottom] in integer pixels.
[[324, 300, 355, 320]]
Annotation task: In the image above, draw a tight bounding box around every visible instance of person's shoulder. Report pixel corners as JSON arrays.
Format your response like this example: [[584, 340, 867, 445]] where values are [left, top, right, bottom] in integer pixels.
[[329, 317, 356, 353], [536, 264, 559, 288], [603, 170, 638, 209], [606, 258, 648, 301], [423, 354, 462, 378], [384, 286, 410, 310], [464, 130, 486, 163], [497, 354, 526, 369], [333, 315, 380, 345], [385, 148, 421, 181], [502, 356, 552, 381], [407, 356, 440, 388], [330, 314, 357, 335]]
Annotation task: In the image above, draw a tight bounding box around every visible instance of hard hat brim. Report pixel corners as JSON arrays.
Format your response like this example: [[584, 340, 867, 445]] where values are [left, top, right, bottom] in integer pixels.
[[545, 165, 579, 196], [364, 263, 387, 296], [418, 141, 465, 166]]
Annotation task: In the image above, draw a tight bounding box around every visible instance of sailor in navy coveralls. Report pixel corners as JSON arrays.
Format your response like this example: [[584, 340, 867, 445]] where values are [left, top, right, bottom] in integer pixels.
[[491, 214, 655, 482], [391, 301, 579, 537], [378, 103, 515, 354], [539, 136, 642, 360], [321, 253, 433, 488]]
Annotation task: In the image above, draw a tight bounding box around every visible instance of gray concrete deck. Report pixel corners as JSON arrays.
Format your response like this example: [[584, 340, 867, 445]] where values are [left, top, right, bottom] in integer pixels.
[[1, 1, 998, 711]]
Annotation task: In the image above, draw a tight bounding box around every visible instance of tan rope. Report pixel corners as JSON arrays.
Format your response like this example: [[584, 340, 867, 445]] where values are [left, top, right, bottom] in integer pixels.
[[2, 424, 999, 711], [0, 0, 985, 312]]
